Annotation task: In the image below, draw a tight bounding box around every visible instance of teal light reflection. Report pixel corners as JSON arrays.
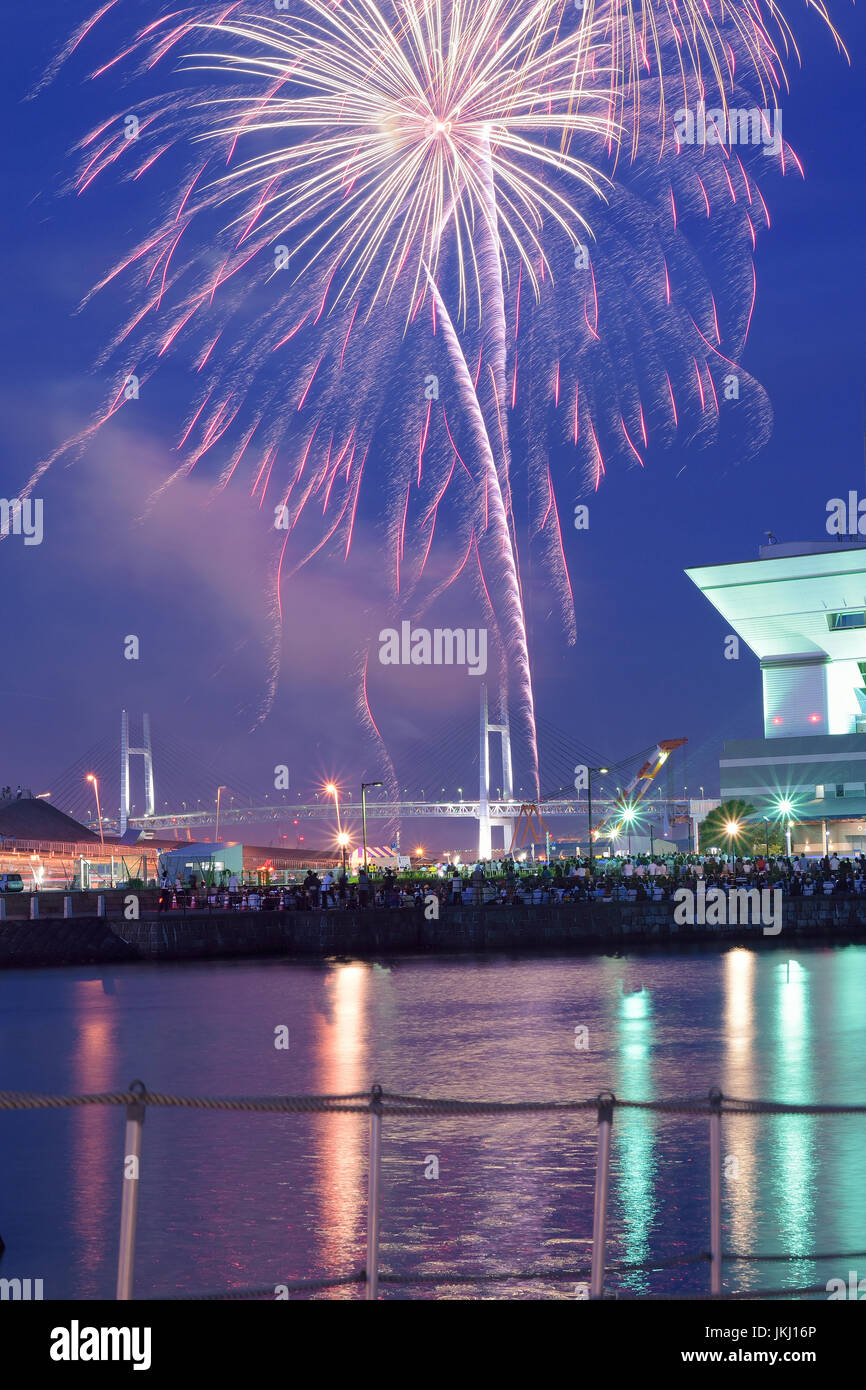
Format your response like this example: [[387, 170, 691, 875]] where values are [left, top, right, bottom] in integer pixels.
[[614, 985, 657, 1293], [770, 958, 816, 1264]]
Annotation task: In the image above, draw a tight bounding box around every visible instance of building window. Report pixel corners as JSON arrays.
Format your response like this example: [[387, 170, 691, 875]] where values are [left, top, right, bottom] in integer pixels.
[[836, 784, 846, 798], [815, 785, 825, 799], [828, 611, 866, 630]]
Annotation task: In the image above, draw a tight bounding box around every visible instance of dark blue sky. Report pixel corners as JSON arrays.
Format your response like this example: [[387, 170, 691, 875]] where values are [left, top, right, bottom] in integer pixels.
[[1, 3, 865, 847]]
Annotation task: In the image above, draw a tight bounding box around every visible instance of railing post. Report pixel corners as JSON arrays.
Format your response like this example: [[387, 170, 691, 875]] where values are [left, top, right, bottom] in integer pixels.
[[116, 1080, 146, 1301], [63, 895, 73, 919], [30, 895, 39, 920], [590, 1091, 615, 1300], [0, 897, 5, 921], [709, 1087, 723, 1296], [365, 1084, 383, 1301], [97, 894, 106, 918]]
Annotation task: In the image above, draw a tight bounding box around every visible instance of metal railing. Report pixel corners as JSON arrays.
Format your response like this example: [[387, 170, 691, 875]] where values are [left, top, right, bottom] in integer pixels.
[[2, 1086, 865, 1300]]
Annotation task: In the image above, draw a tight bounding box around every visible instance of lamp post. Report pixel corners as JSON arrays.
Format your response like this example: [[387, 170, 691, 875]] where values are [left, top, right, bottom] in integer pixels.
[[621, 806, 635, 855], [337, 831, 349, 878], [215, 785, 227, 844], [361, 781, 383, 873], [725, 820, 740, 870], [326, 782, 342, 835], [86, 774, 105, 859], [776, 799, 794, 857], [587, 767, 609, 871]]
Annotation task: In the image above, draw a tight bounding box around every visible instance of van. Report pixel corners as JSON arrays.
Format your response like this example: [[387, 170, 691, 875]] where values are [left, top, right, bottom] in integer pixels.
[[0, 873, 24, 892]]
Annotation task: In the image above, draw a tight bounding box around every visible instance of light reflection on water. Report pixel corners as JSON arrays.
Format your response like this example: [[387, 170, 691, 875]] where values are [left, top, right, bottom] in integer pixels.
[[0, 946, 865, 1300]]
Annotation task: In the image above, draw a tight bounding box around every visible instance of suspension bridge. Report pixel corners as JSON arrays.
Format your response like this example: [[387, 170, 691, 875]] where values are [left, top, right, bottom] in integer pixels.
[[43, 692, 718, 855]]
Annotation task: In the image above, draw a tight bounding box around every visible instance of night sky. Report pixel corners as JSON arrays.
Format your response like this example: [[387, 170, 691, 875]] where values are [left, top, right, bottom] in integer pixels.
[[2, 2, 865, 850]]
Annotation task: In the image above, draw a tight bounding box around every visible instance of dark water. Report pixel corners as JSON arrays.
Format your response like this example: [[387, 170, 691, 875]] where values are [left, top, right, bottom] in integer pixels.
[[1, 946, 865, 1300]]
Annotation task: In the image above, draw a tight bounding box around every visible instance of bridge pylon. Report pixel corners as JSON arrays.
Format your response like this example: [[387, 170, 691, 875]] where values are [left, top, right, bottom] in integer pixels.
[[478, 683, 515, 860], [120, 710, 156, 835]]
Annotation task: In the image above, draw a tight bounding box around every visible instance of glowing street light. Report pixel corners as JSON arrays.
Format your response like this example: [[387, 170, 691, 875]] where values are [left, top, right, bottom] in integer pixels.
[[325, 781, 343, 834], [619, 802, 637, 854], [725, 819, 740, 865], [336, 829, 349, 877], [86, 774, 105, 858], [775, 797, 795, 856]]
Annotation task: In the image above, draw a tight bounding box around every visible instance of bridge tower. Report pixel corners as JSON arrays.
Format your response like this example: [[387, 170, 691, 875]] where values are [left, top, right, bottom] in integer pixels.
[[120, 710, 156, 835], [478, 683, 515, 860]]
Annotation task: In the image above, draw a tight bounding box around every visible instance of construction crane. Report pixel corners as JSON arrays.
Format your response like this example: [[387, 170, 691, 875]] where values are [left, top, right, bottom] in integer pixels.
[[596, 738, 687, 841]]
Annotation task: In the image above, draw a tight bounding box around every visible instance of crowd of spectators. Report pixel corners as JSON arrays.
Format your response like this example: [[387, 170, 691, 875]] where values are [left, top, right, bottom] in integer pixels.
[[159, 850, 866, 911]]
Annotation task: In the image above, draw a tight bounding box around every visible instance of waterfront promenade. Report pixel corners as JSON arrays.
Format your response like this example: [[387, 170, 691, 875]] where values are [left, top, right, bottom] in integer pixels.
[[2, 888, 866, 966]]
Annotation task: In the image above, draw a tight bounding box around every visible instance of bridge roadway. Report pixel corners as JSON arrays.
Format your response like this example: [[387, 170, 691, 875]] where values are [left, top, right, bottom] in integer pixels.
[[119, 797, 702, 833]]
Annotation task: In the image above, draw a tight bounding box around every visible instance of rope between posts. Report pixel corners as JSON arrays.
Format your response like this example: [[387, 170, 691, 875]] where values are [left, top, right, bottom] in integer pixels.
[[8, 1082, 862, 1302], [2, 1087, 866, 1115]]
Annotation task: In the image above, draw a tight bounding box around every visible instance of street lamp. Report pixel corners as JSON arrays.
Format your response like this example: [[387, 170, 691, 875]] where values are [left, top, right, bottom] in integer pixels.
[[775, 798, 794, 856], [86, 774, 105, 858], [361, 781, 383, 873], [337, 831, 349, 877], [215, 785, 227, 843], [325, 781, 342, 834], [620, 803, 636, 854], [725, 819, 740, 867], [587, 767, 609, 870], [762, 816, 770, 857]]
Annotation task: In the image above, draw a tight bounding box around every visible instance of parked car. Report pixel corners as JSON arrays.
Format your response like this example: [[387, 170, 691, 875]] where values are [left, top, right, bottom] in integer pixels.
[[0, 873, 24, 892]]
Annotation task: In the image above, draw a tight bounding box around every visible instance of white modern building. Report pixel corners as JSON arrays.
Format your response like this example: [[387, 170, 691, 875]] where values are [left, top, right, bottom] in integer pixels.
[[687, 538, 866, 853]]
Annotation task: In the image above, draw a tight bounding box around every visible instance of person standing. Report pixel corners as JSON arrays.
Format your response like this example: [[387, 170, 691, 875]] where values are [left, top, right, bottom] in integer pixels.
[[472, 863, 484, 906], [321, 869, 334, 908]]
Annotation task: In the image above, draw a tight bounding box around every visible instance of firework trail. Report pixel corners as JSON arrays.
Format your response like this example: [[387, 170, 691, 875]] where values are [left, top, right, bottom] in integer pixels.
[[24, 0, 847, 788]]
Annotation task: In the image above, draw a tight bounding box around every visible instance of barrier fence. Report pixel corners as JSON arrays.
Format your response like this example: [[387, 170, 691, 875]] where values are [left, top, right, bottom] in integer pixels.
[[1, 1085, 864, 1301]]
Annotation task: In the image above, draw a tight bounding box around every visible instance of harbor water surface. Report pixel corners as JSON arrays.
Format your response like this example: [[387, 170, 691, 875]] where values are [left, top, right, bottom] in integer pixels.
[[1, 946, 865, 1299]]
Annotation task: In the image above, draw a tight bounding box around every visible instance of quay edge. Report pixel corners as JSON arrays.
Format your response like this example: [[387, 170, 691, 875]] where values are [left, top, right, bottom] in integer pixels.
[[2, 898, 866, 967]]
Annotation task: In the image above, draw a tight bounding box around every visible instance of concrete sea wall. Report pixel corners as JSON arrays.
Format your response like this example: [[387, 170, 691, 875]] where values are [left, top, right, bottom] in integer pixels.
[[3, 897, 866, 967]]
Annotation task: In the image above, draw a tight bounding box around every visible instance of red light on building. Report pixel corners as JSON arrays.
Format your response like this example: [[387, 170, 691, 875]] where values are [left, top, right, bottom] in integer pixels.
[[772, 717, 783, 725], [809, 714, 822, 723]]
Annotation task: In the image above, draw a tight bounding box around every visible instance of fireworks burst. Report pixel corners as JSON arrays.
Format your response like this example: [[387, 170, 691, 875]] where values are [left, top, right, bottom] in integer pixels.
[[25, 0, 847, 791]]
